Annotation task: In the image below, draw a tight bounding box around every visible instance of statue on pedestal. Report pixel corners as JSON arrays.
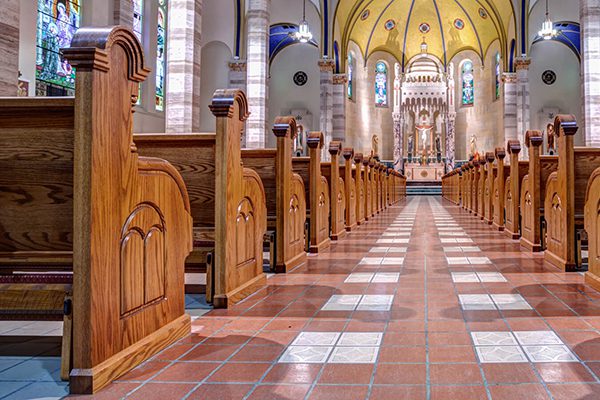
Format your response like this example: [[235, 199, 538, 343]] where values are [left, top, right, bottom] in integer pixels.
[[372, 134, 379, 157], [469, 134, 478, 157], [407, 135, 414, 163], [547, 123, 555, 155]]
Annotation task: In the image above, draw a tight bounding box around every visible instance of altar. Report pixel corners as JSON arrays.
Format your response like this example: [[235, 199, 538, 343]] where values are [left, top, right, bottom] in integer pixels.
[[404, 162, 445, 181]]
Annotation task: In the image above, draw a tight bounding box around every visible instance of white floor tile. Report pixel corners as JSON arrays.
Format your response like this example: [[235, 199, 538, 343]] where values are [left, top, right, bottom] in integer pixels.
[[476, 346, 528, 363], [477, 272, 506, 282], [468, 257, 492, 265], [447, 257, 469, 265], [328, 346, 379, 363], [279, 346, 334, 363], [345, 273, 375, 283], [490, 294, 533, 310], [372, 273, 400, 283], [381, 257, 404, 265], [522, 345, 578, 362], [513, 331, 563, 346], [471, 332, 519, 346], [322, 295, 363, 311], [359, 257, 383, 265], [451, 272, 479, 283], [377, 238, 410, 244], [338, 332, 383, 346], [292, 332, 341, 346]]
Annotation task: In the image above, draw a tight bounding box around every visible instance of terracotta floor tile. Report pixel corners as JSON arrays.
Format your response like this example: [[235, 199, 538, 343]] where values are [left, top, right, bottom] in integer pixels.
[[488, 384, 550, 399], [246, 384, 311, 400], [377, 346, 426, 363], [482, 363, 540, 383], [187, 383, 253, 399], [318, 364, 374, 384], [181, 344, 241, 361], [547, 383, 600, 400], [229, 345, 285, 362], [369, 385, 427, 400], [535, 362, 596, 383], [429, 346, 477, 363], [429, 385, 487, 400], [430, 363, 483, 384], [153, 362, 219, 382], [126, 383, 196, 400], [374, 363, 427, 385], [262, 364, 322, 384], [118, 361, 170, 382], [308, 385, 369, 400], [207, 363, 271, 383]]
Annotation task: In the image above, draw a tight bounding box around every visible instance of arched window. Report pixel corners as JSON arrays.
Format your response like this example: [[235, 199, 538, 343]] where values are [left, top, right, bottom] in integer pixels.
[[155, 0, 167, 111], [36, 0, 81, 96], [375, 61, 388, 107], [494, 52, 501, 100], [347, 53, 354, 100], [133, 0, 144, 40], [461, 60, 474, 106]]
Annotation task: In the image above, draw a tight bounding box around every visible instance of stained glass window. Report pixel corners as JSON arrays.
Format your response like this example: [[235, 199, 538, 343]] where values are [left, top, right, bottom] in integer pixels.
[[461, 60, 474, 106], [347, 53, 353, 100], [133, 0, 143, 41], [375, 61, 387, 107], [36, 0, 81, 96], [155, 0, 167, 111], [494, 52, 501, 100]]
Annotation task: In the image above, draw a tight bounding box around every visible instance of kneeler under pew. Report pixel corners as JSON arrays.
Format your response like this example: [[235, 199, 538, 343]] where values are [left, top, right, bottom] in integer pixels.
[[0, 26, 193, 394], [544, 115, 600, 271], [240, 116, 307, 273], [292, 132, 331, 253], [134, 90, 268, 307]]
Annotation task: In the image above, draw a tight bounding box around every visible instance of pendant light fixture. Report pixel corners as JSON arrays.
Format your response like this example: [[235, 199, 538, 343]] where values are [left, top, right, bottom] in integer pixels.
[[538, 0, 558, 40], [291, 0, 313, 43]]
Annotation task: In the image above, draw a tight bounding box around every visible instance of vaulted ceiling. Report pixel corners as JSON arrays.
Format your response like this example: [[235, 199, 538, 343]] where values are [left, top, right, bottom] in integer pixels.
[[334, 0, 516, 69]]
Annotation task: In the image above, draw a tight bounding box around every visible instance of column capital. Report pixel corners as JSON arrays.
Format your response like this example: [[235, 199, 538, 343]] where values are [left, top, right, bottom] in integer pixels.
[[333, 74, 347, 85], [502, 72, 517, 83], [318, 59, 335, 72], [228, 59, 247, 72], [515, 57, 531, 71]]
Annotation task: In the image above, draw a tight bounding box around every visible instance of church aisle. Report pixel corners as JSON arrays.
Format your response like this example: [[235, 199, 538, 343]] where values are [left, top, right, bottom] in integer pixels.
[[92, 196, 600, 400]]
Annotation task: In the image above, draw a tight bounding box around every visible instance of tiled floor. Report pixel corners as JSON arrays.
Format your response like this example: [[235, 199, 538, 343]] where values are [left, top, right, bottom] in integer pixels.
[[5, 195, 600, 399]]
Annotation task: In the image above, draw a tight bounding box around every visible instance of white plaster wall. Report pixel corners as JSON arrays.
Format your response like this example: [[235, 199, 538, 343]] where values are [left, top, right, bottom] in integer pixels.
[[270, 0, 321, 45], [451, 41, 504, 160], [201, 0, 235, 51], [529, 41, 583, 144], [267, 43, 320, 148], [199, 41, 232, 132]]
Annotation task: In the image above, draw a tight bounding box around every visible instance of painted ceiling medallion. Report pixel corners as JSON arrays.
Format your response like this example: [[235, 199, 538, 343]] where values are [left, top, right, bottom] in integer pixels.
[[479, 8, 489, 19], [454, 18, 465, 30], [361, 9, 370, 21], [384, 19, 396, 31], [419, 23, 431, 34]]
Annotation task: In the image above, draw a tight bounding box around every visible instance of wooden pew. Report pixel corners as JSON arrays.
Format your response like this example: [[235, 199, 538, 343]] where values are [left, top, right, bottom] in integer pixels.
[[483, 152, 496, 224], [354, 153, 366, 225], [363, 158, 373, 221], [238, 116, 307, 273], [519, 131, 558, 252], [369, 158, 377, 217], [584, 167, 600, 290], [544, 115, 600, 270], [475, 159, 485, 218], [342, 148, 358, 231], [321, 142, 346, 240], [0, 26, 193, 393], [292, 133, 330, 253], [492, 148, 508, 231], [134, 91, 268, 307], [504, 141, 529, 240]]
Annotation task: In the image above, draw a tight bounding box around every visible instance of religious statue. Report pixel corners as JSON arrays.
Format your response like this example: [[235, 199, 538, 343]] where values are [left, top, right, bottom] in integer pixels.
[[407, 135, 414, 162], [435, 135, 442, 162], [547, 123, 555, 155], [469, 134, 478, 157], [372, 135, 379, 157]]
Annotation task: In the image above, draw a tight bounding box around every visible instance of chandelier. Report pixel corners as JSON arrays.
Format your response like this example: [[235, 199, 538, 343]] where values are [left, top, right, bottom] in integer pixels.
[[291, 0, 313, 43], [538, 0, 558, 40]]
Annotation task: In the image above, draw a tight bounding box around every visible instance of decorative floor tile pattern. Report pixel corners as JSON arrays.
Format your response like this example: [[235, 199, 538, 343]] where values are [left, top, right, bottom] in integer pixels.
[[8, 196, 600, 399]]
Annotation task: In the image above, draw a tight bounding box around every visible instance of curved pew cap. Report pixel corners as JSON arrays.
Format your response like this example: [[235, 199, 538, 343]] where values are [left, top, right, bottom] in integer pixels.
[[507, 140, 521, 154], [486, 152, 495, 163], [272, 116, 298, 138], [554, 114, 579, 136], [343, 148, 355, 160], [307, 131, 324, 149], [209, 88, 250, 121], [354, 153, 364, 163], [329, 141, 343, 155], [525, 130, 543, 147], [495, 147, 506, 159]]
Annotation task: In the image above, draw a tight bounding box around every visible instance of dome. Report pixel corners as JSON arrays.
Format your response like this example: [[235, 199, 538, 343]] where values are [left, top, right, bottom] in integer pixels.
[[335, 0, 515, 69]]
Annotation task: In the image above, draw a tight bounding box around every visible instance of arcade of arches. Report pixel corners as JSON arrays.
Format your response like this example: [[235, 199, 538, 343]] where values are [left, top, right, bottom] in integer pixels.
[[2, 0, 600, 399]]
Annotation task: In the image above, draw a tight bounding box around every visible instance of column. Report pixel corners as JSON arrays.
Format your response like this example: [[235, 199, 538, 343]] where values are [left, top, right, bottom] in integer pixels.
[[502, 72, 518, 147], [515, 58, 531, 158], [332, 74, 347, 142], [445, 115, 456, 170], [319, 59, 335, 160], [113, 0, 134, 25], [0, 1, 19, 96], [229, 60, 248, 147], [246, 0, 270, 148], [393, 63, 403, 171], [581, 0, 600, 147], [166, 0, 203, 132]]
